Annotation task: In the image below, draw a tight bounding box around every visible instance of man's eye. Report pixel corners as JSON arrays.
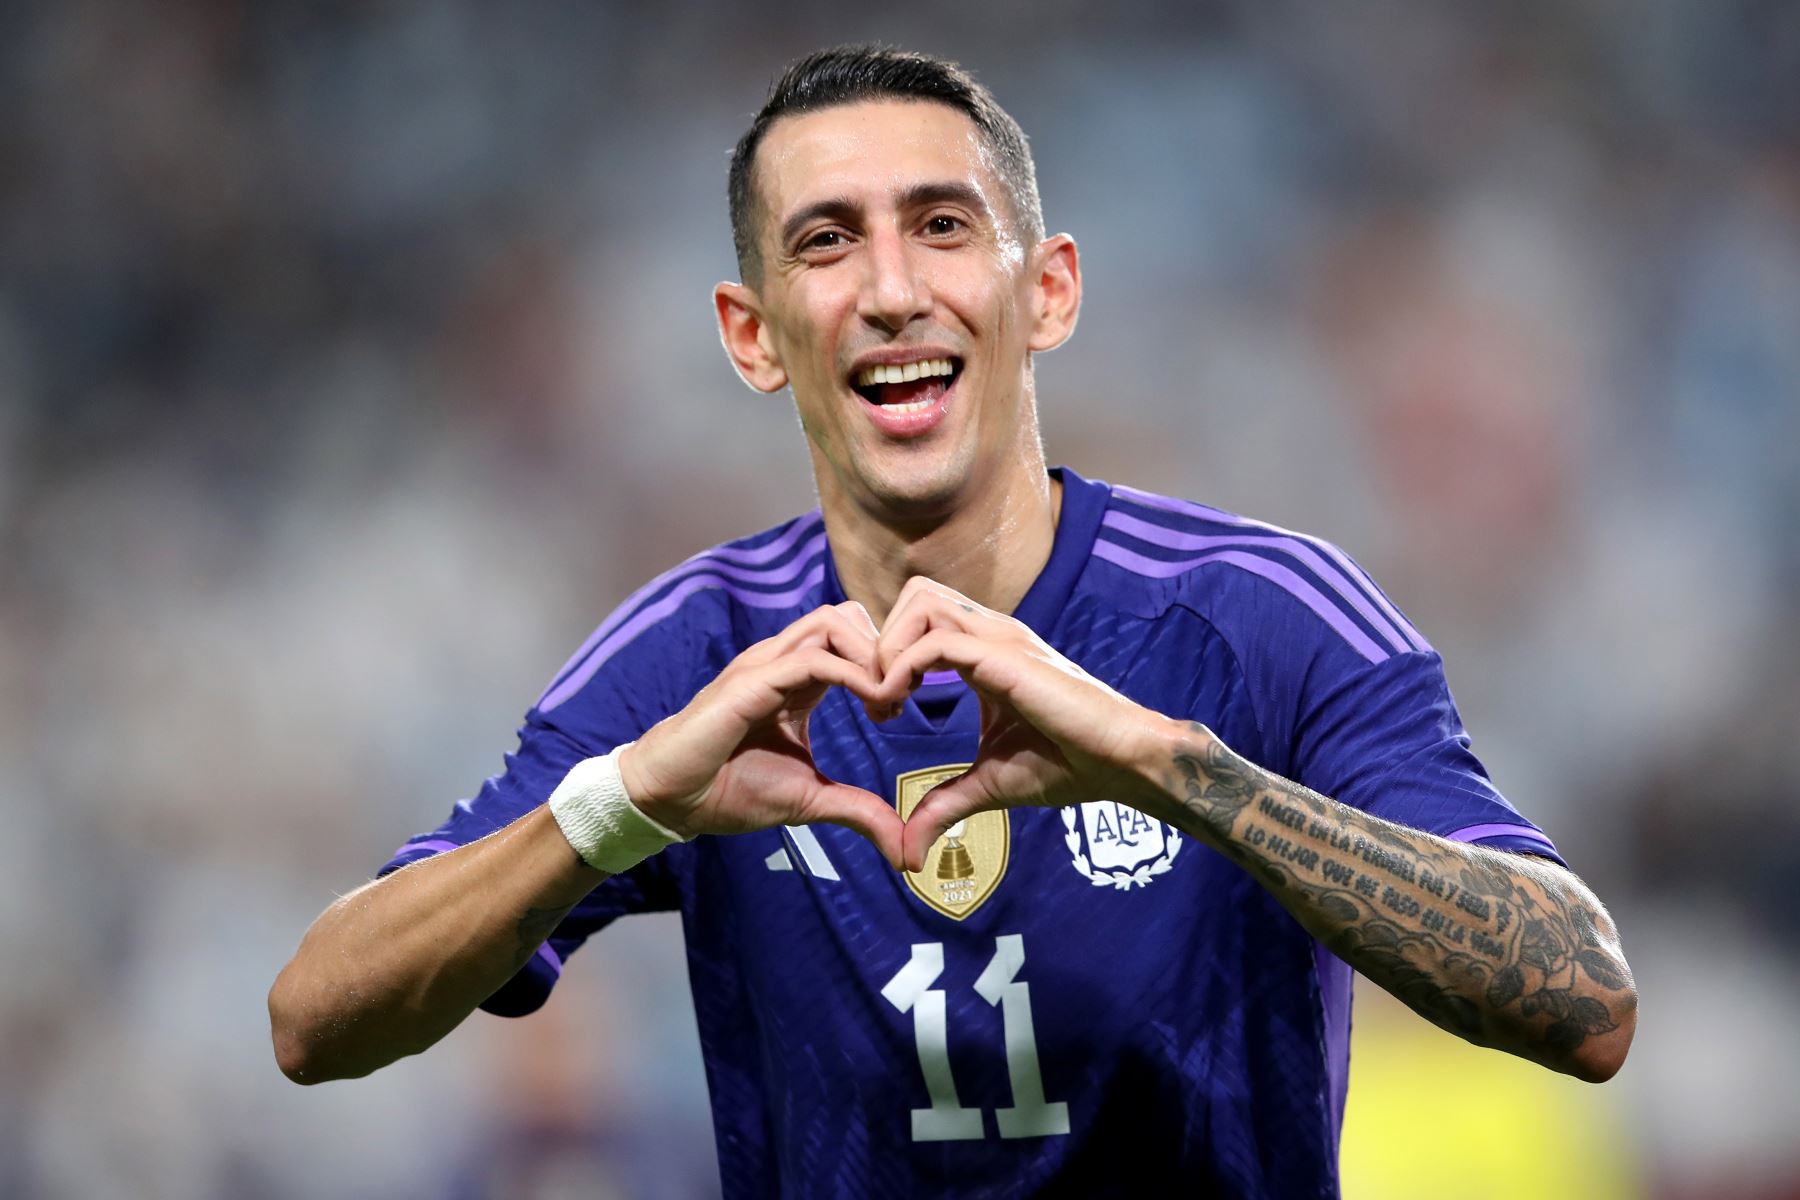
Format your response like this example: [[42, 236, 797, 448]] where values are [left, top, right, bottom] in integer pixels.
[[925, 215, 963, 236], [803, 230, 844, 251]]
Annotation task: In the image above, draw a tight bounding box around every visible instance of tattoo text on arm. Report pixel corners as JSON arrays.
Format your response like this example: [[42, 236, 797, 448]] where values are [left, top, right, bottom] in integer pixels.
[[1168, 728, 1633, 1066]]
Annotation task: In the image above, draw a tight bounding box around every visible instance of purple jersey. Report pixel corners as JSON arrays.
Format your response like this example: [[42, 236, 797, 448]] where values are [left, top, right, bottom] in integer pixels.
[[383, 467, 1561, 1199]]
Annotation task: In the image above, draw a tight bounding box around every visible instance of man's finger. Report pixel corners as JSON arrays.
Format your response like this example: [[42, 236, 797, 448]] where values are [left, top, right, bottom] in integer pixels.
[[878, 577, 954, 662], [902, 776, 991, 873], [883, 574, 937, 626], [877, 583, 1006, 676], [828, 601, 897, 719], [801, 781, 907, 872], [772, 604, 882, 679], [836, 600, 880, 639], [740, 648, 886, 721], [820, 610, 884, 683], [770, 647, 885, 698], [877, 628, 996, 702]]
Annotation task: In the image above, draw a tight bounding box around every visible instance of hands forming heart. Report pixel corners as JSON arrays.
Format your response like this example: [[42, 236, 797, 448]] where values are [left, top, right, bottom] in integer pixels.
[[617, 576, 1171, 874]]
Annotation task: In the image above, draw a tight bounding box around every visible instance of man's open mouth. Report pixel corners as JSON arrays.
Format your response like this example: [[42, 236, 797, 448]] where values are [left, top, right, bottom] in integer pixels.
[[850, 357, 962, 413]]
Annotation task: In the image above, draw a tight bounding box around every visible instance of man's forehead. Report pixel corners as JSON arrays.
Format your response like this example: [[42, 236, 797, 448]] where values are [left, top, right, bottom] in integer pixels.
[[755, 99, 999, 218]]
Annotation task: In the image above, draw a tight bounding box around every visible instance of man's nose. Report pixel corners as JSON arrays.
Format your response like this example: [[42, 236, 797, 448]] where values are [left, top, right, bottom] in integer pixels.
[[857, 228, 930, 332]]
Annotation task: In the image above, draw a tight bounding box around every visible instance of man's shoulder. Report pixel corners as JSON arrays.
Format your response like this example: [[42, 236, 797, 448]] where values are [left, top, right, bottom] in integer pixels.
[[701, 509, 831, 567], [666, 509, 833, 624], [535, 510, 829, 714], [1085, 478, 1429, 667]]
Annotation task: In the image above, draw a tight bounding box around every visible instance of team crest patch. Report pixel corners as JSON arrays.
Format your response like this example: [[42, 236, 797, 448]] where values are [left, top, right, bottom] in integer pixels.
[[1062, 801, 1183, 890], [897, 764, 1008, 920]]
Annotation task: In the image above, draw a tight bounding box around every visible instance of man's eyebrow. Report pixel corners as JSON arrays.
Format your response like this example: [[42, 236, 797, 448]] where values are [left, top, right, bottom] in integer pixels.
[[779, 196, 859, 250], [776, 181, 995, 249], [897, 180, 991, 218]]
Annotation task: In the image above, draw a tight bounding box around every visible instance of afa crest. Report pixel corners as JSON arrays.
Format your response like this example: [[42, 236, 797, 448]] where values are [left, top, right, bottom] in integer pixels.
[[1062, 801, 1183, 890], [896, 765, 1009, 920]]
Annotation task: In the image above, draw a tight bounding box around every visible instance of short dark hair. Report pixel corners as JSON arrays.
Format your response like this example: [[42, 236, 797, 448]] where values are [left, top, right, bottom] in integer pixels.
[[728, 45, 1045, 282]]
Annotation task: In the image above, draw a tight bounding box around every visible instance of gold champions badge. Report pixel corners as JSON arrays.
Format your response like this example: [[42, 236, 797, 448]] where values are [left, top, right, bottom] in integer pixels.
[[896, 764, 1010, 920]]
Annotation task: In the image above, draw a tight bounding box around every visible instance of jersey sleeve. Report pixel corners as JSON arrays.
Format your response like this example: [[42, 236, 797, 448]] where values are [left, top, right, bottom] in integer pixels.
[[1286, 647, 1565, 865], [377, 712, 684, 1016], [1188, 534, 1567, 866], [375, 590, 724, 1016]]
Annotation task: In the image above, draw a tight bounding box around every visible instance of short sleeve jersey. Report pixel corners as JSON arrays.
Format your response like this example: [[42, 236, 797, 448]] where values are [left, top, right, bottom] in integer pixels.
[[382, 467, 1562, 1200]]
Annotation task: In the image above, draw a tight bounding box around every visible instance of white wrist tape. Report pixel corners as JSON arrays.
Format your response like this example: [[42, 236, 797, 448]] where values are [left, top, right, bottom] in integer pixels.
[[547, 743, 688, 873]]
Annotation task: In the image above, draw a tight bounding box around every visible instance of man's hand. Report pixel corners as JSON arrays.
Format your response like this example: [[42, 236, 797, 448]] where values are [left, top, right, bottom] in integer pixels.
[[618, 601, 907, 870], [872, 577, 1165, 872]]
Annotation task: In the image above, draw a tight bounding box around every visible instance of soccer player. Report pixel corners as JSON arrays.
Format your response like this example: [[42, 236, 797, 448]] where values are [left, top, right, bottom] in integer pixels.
[[269, 46, 1637, 1198]]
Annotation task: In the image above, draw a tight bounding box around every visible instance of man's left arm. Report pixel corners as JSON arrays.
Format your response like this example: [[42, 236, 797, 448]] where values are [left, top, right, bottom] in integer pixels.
[[875, 576, 1638, 1085], [1149, 723, 1636, 1083]]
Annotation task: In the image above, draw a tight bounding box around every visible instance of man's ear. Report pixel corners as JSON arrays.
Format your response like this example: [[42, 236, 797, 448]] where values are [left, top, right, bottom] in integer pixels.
[[714, 281, 789, 393], [1026, 234, 1082, 353]]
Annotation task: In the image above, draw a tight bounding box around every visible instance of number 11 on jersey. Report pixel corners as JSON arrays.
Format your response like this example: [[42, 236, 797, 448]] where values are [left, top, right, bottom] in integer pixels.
[[881, 934, 1071, 1142]]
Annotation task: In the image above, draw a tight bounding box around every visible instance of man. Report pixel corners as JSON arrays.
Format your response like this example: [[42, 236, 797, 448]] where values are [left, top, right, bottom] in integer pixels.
[[270, 46, 1636, 1198]]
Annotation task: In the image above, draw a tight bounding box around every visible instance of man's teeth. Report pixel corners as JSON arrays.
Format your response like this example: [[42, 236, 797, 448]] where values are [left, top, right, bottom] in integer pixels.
[[883, 397, 935, 414], [854, 358, 956, 388]]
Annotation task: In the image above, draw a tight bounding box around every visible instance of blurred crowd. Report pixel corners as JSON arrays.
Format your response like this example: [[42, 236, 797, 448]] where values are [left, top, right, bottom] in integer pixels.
[[2, 2, 1797, 1197]]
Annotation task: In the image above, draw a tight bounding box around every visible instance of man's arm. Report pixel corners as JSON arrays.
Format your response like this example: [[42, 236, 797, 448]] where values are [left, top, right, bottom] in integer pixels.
[[875, 576, 1638, 1083], [270, 601, 903, 1084], [268, 807, 602, 1084], [1153, 725, 1636, 1083]]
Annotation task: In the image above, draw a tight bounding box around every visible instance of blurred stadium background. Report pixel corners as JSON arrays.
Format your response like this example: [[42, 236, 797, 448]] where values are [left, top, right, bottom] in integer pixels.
[[3, 2, 1798, 1197]]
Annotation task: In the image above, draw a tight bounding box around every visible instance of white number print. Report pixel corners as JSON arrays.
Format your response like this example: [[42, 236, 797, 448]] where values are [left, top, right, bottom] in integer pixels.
[[882, 935, 1070, 1142], [879, 943, 985, 1142], [974, 935, 1071, 1138]]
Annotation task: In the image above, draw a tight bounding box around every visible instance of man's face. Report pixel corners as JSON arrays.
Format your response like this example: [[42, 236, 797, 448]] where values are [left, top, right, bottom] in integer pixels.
[[728, 100, 1053, 521]]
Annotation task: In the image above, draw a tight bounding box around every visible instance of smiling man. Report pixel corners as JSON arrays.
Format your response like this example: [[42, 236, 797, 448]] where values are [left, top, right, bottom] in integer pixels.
[[270, 46, 1636, 1199]]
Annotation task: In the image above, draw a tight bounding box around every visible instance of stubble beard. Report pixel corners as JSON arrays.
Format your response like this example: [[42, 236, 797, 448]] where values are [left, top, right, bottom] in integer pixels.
[[822, 434, 978, 530]]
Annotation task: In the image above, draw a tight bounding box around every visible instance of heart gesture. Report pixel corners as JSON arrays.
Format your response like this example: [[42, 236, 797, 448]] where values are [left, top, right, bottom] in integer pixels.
[[617, 578, 1167, 875], [871, 577, 1166, 872]]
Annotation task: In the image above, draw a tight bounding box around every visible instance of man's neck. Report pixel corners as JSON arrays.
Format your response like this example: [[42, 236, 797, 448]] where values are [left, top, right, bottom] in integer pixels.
[[823, 464, 1063, 628]]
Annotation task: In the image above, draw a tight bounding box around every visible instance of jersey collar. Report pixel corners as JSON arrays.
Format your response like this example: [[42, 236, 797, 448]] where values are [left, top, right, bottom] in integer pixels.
[[819, 465, 1110, 637], [1011, 465, 1109, 636]]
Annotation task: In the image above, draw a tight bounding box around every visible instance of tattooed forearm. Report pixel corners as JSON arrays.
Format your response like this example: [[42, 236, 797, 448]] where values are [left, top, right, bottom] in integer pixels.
[[1162, 724, 1636, 1081]]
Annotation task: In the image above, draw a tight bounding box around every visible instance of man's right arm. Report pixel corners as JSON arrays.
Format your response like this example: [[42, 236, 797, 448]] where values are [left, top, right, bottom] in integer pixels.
[[267, 804, 603, 1084], [268, 600, 902, 1084]]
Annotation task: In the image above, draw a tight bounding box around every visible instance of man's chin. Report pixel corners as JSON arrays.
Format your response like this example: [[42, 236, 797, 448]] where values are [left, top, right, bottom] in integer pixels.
[[843, 457, 975, 526]]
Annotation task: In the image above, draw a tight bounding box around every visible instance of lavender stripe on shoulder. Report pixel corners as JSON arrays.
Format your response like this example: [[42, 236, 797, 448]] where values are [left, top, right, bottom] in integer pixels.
[[704, 512, 825, 564], [1445, 822, 1560, 854], [541, 560, 827, 711], [1111, 485, 1429, 653], [1092, 538, 1390, 664], [539, 521, 825, 703], [1101, 509, 1414, 657]]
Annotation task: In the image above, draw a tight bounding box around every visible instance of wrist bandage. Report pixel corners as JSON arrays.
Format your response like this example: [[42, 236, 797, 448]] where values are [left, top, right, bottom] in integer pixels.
[[547, 743, 688, 873]]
